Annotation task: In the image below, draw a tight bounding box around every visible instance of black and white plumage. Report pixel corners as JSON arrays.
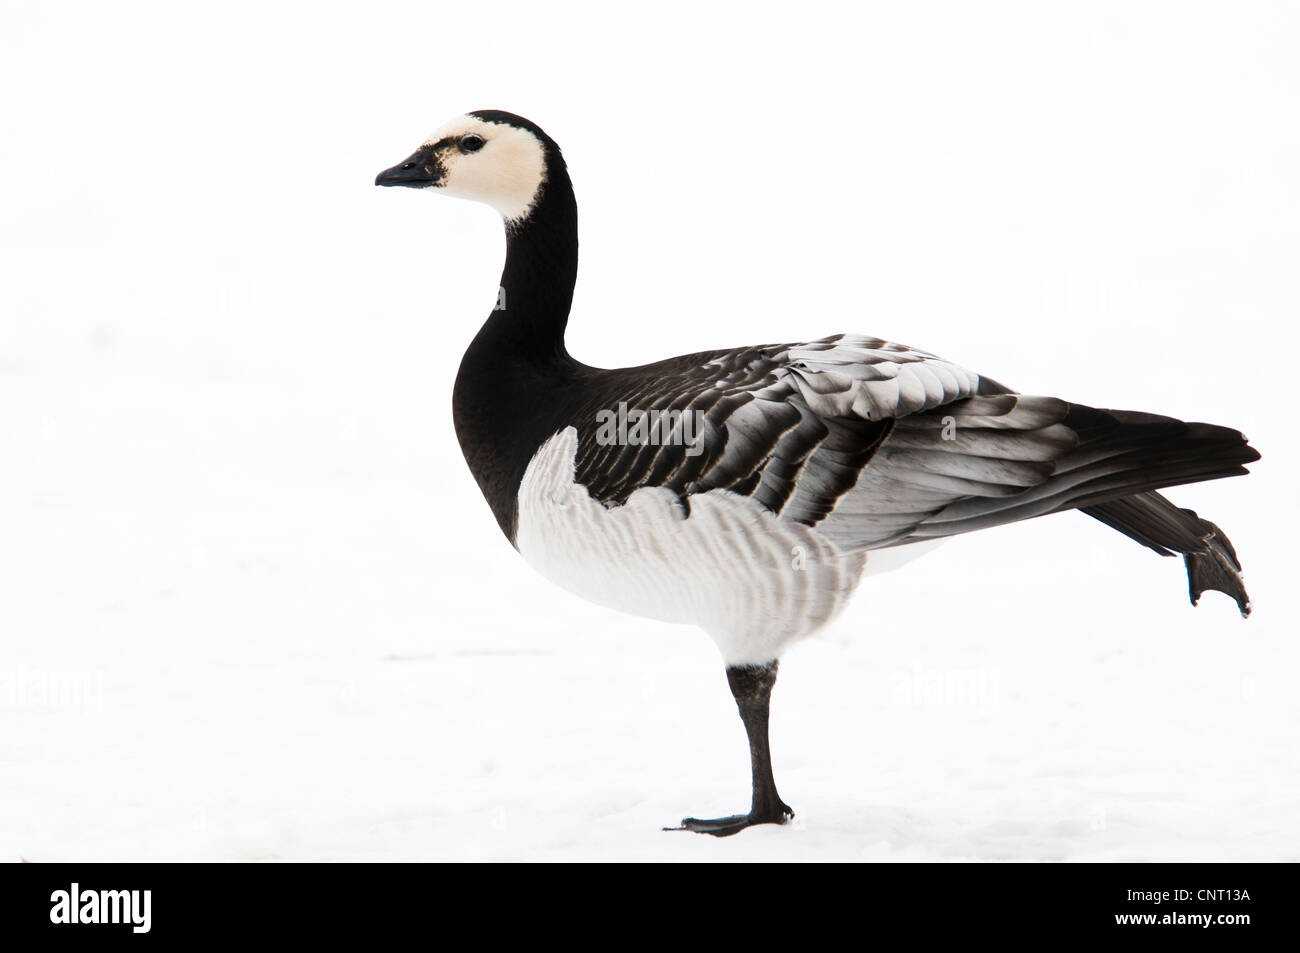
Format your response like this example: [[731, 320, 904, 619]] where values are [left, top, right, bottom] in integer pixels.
[[377, 110, 1260, 836]]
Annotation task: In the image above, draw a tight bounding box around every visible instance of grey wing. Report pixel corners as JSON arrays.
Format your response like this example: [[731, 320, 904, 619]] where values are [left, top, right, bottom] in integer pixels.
[[571, 332, 1257, 555], [815, 393, 1257, 553], [570, 333, 985, 524]]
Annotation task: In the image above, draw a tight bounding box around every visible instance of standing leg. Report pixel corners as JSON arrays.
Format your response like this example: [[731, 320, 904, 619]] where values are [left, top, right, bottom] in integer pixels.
[[669, 661, 794, 837]]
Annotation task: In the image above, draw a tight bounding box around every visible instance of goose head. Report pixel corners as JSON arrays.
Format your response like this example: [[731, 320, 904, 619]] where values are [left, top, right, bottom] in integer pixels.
[[375, 110, 556, 226]]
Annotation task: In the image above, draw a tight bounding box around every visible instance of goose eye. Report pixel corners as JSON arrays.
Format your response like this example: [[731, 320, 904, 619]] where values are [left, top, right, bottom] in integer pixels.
[[458, 134, 485, 153]]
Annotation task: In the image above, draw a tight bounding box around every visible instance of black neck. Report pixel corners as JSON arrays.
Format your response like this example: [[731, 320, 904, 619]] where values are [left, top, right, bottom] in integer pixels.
[[452, 152, 583, 543], [465, 162, 579, 368]]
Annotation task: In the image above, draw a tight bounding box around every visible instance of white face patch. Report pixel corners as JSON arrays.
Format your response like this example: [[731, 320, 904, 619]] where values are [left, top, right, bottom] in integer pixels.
[[422, 115, 548, 224]]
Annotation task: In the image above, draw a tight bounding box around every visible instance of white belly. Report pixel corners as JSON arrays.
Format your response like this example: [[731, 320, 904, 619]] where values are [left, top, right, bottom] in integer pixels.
[[514, 427, 870, 665]]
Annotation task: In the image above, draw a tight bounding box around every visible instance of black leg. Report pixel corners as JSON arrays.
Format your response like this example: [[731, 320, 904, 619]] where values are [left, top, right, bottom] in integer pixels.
[[667, 661, 794, 837]]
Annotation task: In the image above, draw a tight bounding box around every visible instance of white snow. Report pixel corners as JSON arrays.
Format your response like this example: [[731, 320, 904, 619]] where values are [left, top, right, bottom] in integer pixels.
[[2, 2, 1298, 861]]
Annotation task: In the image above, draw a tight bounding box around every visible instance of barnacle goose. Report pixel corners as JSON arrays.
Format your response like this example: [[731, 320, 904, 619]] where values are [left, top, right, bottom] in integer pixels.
[[376, 110, 1260, 836]]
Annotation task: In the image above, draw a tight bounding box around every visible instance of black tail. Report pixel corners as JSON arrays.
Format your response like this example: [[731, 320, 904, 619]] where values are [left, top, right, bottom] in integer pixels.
[[852, 398, 1258, 610], [1082, 491, 1252, 617], [1052, 404, 1259, 509]]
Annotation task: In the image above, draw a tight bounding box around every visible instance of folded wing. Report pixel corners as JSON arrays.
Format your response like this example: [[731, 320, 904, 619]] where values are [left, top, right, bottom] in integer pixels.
[[567, 333, 1258, 555]]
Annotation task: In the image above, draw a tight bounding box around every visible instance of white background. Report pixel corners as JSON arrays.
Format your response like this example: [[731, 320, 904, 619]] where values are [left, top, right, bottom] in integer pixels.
[[2, 1, 1297, 860]]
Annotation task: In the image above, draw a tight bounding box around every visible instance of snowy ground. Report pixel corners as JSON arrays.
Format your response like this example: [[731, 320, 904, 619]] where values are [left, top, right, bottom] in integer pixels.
[[3, 3, 1298, 861], [2, 356, 1296, 862]]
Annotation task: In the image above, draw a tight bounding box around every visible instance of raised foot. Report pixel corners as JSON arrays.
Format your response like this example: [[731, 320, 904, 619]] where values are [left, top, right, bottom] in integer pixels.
[[665, 805, 794, 837]]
